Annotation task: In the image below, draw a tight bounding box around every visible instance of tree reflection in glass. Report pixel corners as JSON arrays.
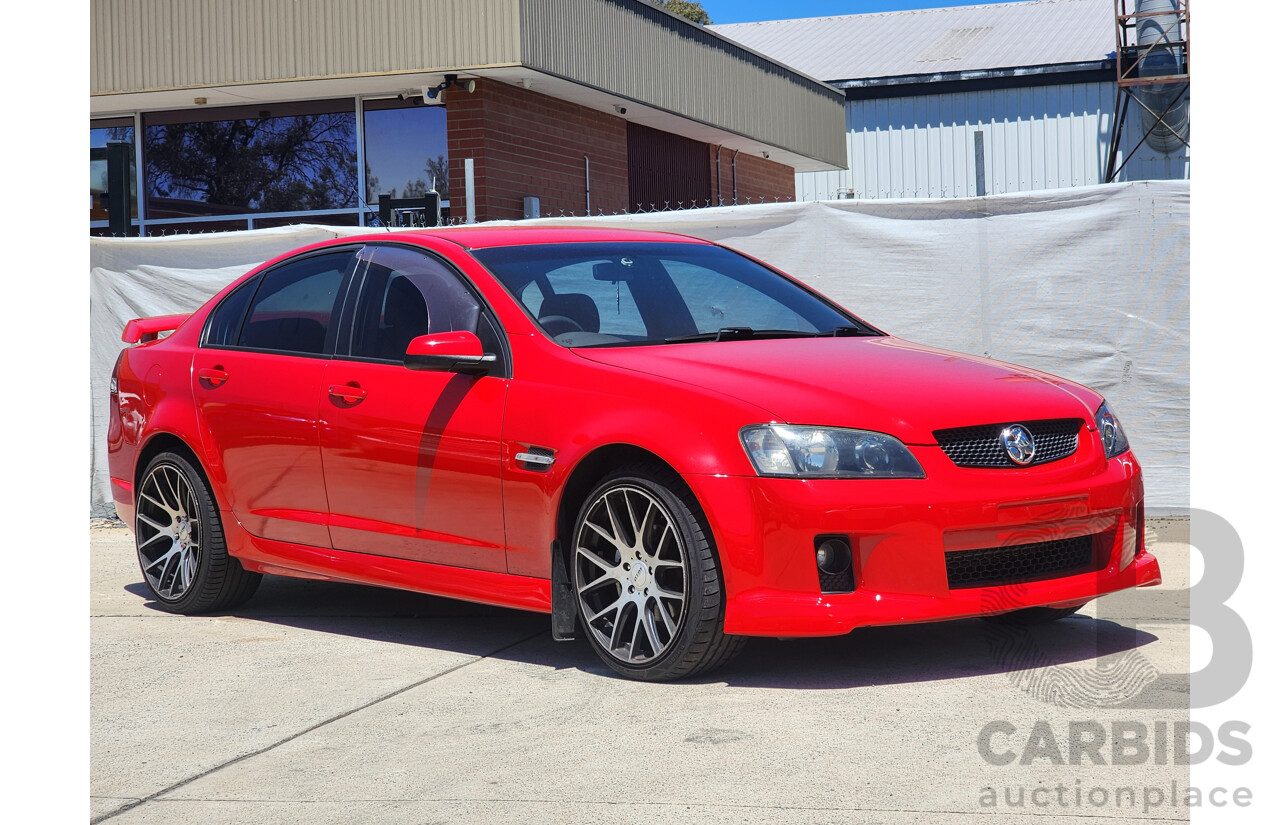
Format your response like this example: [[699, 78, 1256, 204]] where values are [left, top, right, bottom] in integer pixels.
[[363, 104, 449, 204], [144, 112, 358, 218]]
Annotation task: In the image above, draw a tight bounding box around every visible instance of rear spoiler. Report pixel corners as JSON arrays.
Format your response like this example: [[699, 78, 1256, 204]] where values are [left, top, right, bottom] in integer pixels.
[[122, 314, 190, 344]]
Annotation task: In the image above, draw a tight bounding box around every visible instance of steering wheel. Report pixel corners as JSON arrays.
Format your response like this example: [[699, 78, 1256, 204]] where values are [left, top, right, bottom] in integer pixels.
[[539, 315, 585, 336]]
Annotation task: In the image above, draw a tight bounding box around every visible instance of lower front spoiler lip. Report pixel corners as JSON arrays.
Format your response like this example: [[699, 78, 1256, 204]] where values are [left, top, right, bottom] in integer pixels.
[[724, 549, 1162, 637]]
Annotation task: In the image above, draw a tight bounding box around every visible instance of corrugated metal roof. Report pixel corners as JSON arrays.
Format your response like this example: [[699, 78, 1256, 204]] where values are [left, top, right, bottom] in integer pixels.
[[710, 0, 1116, 82]]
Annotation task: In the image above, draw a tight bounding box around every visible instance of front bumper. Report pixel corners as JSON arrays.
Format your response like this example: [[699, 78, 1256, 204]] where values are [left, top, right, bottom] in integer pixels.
[[686, 446, 1161, 637]]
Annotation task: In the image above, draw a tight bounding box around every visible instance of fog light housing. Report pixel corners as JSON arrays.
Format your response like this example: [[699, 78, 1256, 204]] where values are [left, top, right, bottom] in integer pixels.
[[815, 536, 855, 593]]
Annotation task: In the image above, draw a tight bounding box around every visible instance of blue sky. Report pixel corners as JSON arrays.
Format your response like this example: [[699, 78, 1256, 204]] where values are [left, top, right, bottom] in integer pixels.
[[702, 0, 1025, 24]]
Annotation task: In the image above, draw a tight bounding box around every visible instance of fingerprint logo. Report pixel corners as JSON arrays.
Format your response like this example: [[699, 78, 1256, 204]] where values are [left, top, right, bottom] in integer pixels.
[[978, 524, 1161, 708], [981, 594, 1160, 708]]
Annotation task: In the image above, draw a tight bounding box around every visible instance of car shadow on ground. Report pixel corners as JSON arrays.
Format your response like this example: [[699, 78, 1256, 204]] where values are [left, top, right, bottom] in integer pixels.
[[123, 574, 1163, 691]]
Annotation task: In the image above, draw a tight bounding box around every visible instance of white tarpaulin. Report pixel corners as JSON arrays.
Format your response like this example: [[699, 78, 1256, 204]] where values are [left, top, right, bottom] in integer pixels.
[[90, 180, 1189, 515]]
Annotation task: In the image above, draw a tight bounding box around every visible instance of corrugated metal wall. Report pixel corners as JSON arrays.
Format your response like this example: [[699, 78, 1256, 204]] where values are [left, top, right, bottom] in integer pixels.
[[519, 0, 846, 169], [90, 0, 522, 95], [796, 81, 1190, 200]]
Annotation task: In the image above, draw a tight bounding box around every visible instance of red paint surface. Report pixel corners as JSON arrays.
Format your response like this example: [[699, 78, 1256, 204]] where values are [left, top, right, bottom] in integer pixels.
[[107, 227, 1160, 634]]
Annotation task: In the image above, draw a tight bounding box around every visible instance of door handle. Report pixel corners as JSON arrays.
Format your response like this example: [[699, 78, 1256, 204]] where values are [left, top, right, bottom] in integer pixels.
[[198, 367, 229, 387], [328, 383, 367, 403]]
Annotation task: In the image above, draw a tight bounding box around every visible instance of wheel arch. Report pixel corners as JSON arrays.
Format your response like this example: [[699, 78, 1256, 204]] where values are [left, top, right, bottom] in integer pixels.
[[559, 444, 703, 545], [550, 443, 718, 641], [134, 432, 211, 502]]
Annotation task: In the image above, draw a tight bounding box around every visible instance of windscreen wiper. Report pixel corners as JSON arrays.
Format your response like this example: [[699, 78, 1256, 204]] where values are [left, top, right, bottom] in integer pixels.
[[663, 327, 820, 344], [816, 325, 881, 337], [663, 327, 752, 343], [665, 326, 875, 342]]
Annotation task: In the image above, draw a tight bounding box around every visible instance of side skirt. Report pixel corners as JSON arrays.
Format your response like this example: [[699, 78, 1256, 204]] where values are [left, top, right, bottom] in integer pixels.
[[226, 519, 551, 614]]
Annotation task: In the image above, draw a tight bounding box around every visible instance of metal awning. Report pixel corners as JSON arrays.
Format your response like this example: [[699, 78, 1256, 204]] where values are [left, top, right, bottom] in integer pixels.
[[91, 0, 847, 171]]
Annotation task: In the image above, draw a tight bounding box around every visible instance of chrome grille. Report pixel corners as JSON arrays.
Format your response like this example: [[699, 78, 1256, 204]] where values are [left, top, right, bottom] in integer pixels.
[[934, 418, 1082, 468]]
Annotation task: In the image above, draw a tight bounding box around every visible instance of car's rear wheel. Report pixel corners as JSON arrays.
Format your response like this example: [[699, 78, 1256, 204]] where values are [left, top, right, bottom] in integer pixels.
[[572, 463, 744, 681], [981, 604, 1084, 626], [135, 451, 261, 614]]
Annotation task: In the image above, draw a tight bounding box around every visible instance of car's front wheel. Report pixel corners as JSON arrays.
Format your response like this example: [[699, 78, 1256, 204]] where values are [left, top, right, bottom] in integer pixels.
[[572, 463, 744, 681], [135, 451, 261, 614]]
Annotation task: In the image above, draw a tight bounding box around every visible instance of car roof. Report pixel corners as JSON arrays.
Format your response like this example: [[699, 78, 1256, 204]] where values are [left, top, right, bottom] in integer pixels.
[[342, 225, 712, 250]]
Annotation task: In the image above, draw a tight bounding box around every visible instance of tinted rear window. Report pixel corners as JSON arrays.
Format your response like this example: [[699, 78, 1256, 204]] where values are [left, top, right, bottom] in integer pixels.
[[238, 251, 354, 355]]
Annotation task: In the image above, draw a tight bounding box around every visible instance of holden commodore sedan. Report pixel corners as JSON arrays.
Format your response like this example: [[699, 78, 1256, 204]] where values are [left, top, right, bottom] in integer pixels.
[[107, 226, 1160, 680]]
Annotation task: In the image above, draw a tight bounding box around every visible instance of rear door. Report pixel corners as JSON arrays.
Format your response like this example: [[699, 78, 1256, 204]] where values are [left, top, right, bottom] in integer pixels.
[[319, 244, 509, 571], [193, 248, 358, 547]]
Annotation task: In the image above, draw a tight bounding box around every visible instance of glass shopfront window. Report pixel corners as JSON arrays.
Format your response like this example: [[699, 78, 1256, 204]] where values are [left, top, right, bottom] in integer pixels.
[[90, 95, 450, 235], [142, 101, 358, 224], [363, 100, 449, 204], [90, 118, 137, 230]]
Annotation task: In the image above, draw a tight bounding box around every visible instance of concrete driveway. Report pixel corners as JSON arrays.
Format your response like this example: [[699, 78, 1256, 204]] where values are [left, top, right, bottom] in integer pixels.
[[91, 520, 1191, 824]]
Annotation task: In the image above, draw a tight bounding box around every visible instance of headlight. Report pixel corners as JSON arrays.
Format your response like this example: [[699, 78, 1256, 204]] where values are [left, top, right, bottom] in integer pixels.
[[740, 425, 925, 478], [1095, 401, 1130, 459]]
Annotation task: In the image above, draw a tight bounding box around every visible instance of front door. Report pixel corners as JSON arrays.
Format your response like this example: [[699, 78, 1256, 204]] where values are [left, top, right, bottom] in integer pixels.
[[319, 245, 509, 571]]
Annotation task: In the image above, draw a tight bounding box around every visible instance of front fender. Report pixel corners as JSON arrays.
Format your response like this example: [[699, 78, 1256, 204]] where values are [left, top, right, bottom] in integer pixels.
[[500, 350, 771, 579]]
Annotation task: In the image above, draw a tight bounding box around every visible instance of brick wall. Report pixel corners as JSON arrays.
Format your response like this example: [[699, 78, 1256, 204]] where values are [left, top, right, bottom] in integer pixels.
[[446, 80, 629, 222], [444, 78, 796, 221], [708, 146, 796, 206]]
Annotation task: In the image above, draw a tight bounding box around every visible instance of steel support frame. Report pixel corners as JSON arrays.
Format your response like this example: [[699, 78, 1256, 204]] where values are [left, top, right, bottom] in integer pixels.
[[1104, 0, 1190, 183]]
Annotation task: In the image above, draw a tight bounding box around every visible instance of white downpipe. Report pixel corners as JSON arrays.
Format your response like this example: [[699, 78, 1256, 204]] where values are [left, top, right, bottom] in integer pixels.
[[731, 149, 741, 204], [464, 158, 476, 223]]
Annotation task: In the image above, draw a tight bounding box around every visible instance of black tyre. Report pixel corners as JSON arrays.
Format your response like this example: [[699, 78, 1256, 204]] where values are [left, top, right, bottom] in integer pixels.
[[981, 604, 1084, 626], [571, 462, 745, 681], [135, 451, 261, 614]]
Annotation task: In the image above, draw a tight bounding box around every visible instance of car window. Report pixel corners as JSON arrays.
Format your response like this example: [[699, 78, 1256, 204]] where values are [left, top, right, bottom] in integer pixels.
[[474, 242, 860, 347], [662, 259, 818, 334], [203, 277, 258, 348], [238, 251, 354, 355], [516, 260, 647, 338], [348, 246, 483, 362]]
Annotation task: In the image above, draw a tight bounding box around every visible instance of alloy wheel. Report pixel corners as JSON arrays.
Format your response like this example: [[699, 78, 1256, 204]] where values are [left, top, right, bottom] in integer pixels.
[[574, 484, 689, 665], [136, 462, 202, 601]]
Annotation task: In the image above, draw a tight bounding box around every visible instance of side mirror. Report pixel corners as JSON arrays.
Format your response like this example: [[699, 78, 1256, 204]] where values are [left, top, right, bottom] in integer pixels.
[[404, 331, 496, 375]]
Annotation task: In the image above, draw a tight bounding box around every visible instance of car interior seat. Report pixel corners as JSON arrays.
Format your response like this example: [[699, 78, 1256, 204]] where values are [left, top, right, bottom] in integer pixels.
[[538, 292, 600, 335], [378, 276, 430, 360]]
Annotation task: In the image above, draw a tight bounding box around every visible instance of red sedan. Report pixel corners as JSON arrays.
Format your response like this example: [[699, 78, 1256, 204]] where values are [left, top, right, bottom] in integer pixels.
[[107, 227, 1160, 680]]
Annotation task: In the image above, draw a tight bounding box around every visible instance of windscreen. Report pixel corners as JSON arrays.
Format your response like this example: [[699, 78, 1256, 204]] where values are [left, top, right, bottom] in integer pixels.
[[472, 242, 871, 347]]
